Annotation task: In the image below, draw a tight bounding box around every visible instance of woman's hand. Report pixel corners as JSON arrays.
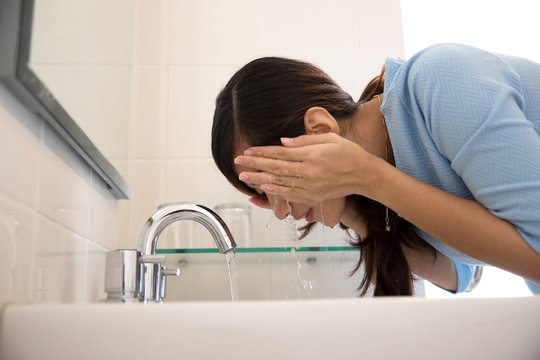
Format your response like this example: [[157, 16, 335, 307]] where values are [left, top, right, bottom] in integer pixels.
[[234, 133, 384, 202]]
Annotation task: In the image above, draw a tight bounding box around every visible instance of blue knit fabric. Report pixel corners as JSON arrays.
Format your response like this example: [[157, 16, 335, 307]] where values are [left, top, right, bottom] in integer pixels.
[[381, 43, 540, 293], [453, 261, 475, 293]]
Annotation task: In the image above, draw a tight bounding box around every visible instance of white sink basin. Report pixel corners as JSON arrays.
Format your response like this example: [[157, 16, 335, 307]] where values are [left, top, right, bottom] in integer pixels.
[[1, 296, 539, 360]]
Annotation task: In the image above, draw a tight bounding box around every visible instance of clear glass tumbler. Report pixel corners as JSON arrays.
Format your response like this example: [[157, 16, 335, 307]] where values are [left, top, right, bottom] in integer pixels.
[[214, 203, 252, 248]]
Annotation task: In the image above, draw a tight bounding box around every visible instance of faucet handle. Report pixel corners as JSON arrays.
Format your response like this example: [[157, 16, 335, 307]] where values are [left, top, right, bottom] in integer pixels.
[[162, 268, 180, 277], [160, 266, 181, 301], [137, 254, 174, 302], [139, 254, 166, 264]]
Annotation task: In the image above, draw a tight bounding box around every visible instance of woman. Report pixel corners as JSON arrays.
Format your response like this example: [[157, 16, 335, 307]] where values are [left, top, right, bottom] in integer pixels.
[[212, 43, 540, 295]]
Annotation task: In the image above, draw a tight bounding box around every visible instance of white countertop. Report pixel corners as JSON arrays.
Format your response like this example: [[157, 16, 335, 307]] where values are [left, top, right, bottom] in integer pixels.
[[1, 296, 539, 360]]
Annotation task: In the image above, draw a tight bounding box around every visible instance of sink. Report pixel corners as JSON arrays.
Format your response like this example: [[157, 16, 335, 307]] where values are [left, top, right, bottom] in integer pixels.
[[1, 296, 539, 359]]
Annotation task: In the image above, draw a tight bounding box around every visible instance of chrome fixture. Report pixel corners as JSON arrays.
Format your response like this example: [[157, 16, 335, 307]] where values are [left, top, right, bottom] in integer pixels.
[[104, 203, 236, 303]]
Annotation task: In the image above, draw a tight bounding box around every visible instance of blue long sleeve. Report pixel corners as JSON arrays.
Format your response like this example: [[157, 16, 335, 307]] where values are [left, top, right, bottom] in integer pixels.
[[408, 44, 540, 257], [453, 261, 475, 293], [382, 44, 540, 293]]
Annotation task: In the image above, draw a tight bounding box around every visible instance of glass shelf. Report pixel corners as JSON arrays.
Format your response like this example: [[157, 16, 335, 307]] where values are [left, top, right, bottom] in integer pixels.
[[158, 246, 360, 267], [156, 245, 359, 254], [156, 246, 362, 301]]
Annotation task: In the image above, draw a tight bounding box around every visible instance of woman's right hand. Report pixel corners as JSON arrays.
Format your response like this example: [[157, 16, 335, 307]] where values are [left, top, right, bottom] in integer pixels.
[[234, 133, 387, 203]]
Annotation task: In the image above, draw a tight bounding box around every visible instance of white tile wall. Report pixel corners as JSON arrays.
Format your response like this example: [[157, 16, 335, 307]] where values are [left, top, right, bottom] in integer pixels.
[[261, 0, 361, 66], [128, 160, 165, 242], [166, 64, 236, 159], [33, 216, 88, 303], [0, 106, 40, 208], [134, 0, 168, 65], [167, 0, 264, 65], [37, 123, 92, 238], [0, 87, 129, 304], [133, 66, 168, 159], [0, 0, 405, 304], [88, 172, 130, 250], [0, 195, 36, 304]]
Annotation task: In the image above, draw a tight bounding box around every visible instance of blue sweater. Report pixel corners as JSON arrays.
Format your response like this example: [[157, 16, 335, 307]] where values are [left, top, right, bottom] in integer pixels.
[[380, 43, 540, 293]]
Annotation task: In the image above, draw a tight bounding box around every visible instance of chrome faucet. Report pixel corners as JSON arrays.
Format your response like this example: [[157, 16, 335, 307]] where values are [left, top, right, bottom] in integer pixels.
[[104, 203, 236, 303]]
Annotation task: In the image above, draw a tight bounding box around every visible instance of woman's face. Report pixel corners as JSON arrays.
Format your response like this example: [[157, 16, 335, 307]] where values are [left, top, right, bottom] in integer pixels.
[[233, 141, 346, 228], [265, 192, 346, 228]]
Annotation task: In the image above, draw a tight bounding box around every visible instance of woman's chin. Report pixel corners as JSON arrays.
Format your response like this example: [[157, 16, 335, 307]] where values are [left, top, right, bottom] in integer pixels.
[[318, 218, 339, 228]]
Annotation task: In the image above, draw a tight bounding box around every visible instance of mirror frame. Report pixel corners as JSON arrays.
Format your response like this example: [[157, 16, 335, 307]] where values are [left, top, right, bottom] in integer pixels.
[[0, 0, 129, 199]]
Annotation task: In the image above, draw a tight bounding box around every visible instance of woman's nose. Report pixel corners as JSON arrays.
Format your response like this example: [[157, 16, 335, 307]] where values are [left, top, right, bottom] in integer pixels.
[[273, 198, 290, 220]]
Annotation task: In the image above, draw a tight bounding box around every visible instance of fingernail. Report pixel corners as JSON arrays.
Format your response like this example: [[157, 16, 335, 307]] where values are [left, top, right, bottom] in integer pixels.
[[281, 137, 293, 145], [234, 156, 244, 165], [239, 173, 248, 181], [243, 149, 253, 156]]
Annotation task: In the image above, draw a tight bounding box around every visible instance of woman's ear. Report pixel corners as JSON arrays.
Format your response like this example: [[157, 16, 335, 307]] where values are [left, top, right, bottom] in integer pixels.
[[304, 107, 340, 135]]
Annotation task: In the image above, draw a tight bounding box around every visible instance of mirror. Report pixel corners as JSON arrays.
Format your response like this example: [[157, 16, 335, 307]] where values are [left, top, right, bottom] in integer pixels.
[[0, 0, 134, 198]]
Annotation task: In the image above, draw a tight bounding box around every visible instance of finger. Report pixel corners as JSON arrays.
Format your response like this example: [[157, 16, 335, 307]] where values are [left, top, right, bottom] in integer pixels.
[[280, 133, 340, 147], [262, 186, 321, 207], [282, 195, 322, 208], [235, 156, 303, 177], [261, 183, 323, 204], [242, 145, 306, 162], [239, 171, 308, 190]]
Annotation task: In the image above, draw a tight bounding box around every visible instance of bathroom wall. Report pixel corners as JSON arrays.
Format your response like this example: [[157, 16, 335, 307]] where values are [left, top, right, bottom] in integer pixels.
[[0, 87, 129, 304], [131, 0, 406, 250], [0, 0, 406, 304]]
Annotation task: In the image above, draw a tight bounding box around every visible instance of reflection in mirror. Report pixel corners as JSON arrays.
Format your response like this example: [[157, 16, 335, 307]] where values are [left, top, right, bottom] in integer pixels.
[[0, 0, 135, 198], [29, 0, 135, 184]]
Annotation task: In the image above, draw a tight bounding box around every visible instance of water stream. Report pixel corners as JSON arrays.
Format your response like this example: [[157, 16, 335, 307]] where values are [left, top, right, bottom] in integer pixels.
[[291, 247, 313, 291], [229, 198, 334, 300], [225, 251, 239, 301], [318, 201, 332, 272], [284, 200, 314, 295]]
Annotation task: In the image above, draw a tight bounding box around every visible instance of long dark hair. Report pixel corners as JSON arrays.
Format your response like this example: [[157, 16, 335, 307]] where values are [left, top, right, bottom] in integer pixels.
[[212, 57, 435, 296]]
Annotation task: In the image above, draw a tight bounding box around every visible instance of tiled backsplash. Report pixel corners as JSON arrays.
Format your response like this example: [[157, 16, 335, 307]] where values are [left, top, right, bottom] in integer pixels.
[[0, 92, 128, 303], [0, 0, 405, 304]]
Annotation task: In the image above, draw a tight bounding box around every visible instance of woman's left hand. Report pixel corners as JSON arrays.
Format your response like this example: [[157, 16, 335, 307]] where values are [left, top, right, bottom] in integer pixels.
[[234, 133, 384, 202]]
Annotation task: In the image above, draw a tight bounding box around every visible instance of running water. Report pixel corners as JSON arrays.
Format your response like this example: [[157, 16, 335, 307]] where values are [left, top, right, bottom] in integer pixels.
[[284, 200, 303, 241], [291, 247, 313, 291], [225, 251, 239, 301], [284, 200, 314, 294], [283, 215, 302, 241], [318, 201, 332, 272]]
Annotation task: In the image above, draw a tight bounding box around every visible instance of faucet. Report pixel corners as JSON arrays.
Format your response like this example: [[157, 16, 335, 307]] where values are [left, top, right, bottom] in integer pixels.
[[104, 203, 236, 303]]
